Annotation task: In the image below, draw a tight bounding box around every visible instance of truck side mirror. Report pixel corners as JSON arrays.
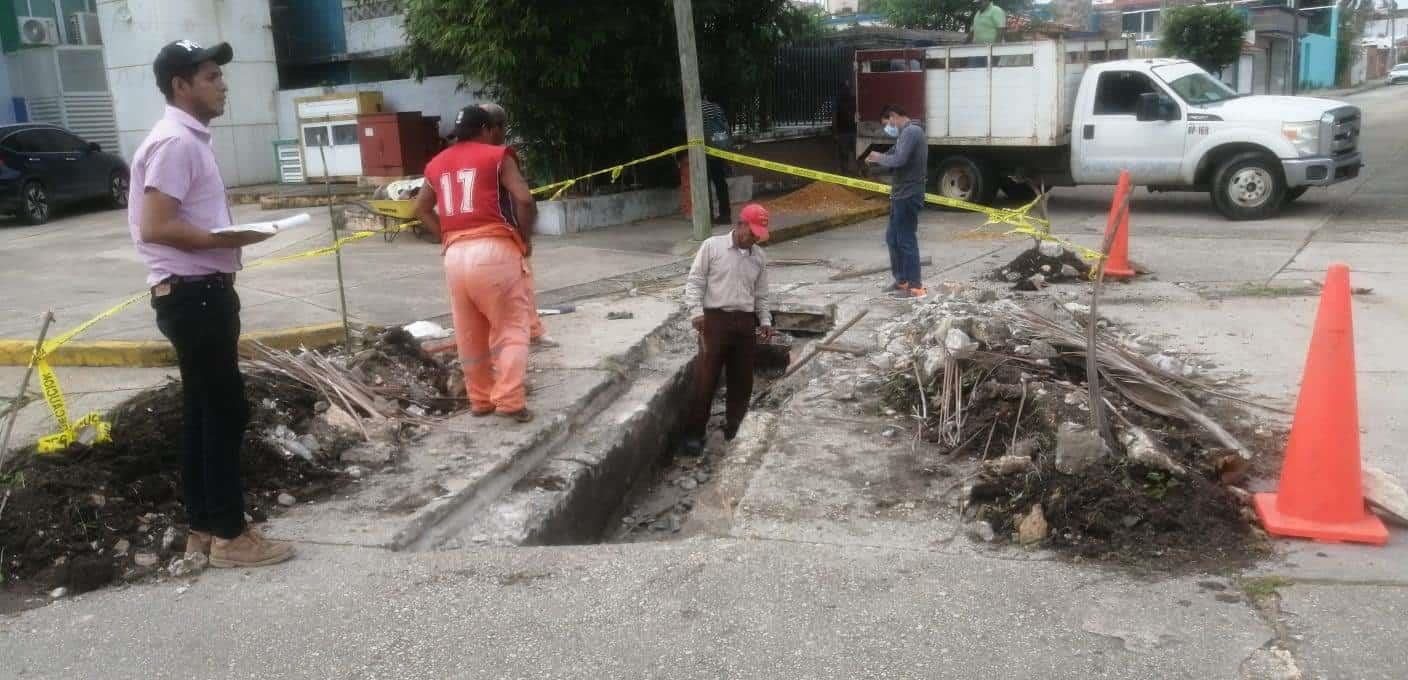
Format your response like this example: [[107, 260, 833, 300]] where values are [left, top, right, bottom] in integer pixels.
[[1136, 92, 1161, 122]]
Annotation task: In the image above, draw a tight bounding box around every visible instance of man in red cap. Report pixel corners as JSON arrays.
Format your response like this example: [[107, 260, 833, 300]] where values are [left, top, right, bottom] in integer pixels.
[[681, 203, 774, 455]]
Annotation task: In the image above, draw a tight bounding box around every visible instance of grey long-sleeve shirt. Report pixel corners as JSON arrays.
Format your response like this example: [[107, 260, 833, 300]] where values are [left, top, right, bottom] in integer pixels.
[[874, 121, 927, 201], [684, 234, 772, 326]]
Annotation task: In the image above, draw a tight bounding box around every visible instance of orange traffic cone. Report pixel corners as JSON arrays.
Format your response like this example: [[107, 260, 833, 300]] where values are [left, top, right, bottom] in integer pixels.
[[1101, 171, 1136, 280], [1253, 263, 1388, 545]]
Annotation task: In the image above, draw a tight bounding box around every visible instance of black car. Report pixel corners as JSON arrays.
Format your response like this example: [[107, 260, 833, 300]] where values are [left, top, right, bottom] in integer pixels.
[[0, 124, 129, 225]]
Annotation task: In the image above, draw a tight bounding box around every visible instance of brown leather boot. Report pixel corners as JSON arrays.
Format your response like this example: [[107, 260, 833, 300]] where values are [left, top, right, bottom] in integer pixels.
[[185, 530, 212, 556], [209, 527, 295, 568]]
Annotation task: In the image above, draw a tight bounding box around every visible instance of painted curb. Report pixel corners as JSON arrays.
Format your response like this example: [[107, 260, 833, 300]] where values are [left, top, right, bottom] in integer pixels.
[[0, 322, 349, 368]]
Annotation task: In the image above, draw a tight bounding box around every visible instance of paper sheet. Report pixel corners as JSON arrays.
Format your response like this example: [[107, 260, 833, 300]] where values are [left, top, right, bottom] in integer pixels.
[[212, 212, 311, 236]]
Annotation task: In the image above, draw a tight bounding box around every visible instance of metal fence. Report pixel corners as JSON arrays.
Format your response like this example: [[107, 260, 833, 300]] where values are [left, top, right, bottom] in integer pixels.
[[730, 46, 853, 136]]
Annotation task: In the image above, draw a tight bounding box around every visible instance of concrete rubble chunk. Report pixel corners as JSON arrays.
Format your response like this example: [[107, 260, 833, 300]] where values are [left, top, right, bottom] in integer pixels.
[[341, 442, 396, 466], [277, 493, 297, 507], [971, 318, 1012, 349], [168, 553, 208, 578], [1026, 339, 1058, 359], [161, 527, 177, 552], [1038, 241, 1064, 258], [49, 587, 67, 599], [133, 552, 159, 568], [112, 539, 130, 556], [1120, 427, 1185, 476], [984, 455, 1035, 476], [944, 328, 978, 360], [966, 521, 997, 543], [1149, 354, 1187, 378], [1017, 504, 1048, 545], [1240, 647, 1302, 680], [922, 347, 947, 378], [1055, 422, 1106, 475], [1364, 466, 1408, 526], [322, 405, 362, 434], [1008, 437, 1041, 459]]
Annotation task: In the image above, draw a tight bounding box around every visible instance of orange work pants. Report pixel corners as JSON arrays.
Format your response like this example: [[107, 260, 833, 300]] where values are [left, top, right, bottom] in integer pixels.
[[444, 237, 531, 413], [525, 260, 545, 339]]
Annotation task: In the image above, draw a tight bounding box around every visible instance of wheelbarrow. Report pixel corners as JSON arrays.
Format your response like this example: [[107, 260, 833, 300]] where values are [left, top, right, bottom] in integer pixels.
[[344, 199, 421, 242]]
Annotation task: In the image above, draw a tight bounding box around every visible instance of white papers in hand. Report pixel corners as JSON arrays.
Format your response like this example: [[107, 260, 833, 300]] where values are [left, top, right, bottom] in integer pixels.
[[213, 212, 311, 236]]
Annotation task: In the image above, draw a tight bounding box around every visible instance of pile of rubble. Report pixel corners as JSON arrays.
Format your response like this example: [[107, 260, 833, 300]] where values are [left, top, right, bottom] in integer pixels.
[[0, 326, 465, 608], [992, 242, 1094, 291], [863, 285, 1280, 568]]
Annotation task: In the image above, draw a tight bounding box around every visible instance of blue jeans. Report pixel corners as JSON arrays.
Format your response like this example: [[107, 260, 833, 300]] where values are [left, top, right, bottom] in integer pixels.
[[886, 194, 924, 287]]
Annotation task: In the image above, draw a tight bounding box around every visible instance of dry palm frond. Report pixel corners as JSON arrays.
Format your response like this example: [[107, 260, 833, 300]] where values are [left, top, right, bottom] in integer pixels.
[[1008, 310, 1251, 458]]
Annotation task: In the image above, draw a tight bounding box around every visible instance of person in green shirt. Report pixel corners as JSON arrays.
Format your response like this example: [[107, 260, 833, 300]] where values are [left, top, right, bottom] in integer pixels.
[[968, 0, 1006, 44]]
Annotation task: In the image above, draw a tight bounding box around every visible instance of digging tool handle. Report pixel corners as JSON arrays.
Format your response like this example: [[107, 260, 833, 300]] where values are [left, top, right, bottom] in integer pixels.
[[829, 257, 932, 281], [1, 310, 56, 467], [781, 309, 869, 380]]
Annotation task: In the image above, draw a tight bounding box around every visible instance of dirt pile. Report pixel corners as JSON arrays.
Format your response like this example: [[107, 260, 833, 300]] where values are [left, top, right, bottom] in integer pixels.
[[0, 327, 464, 610], [765, 181, 876, 213], [867, 287, 1279, 569]]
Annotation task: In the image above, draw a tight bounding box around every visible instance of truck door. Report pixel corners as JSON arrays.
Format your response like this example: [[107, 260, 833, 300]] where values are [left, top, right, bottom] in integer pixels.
[[1072, 70, 1186, 185], [856, 49, 925, 137]]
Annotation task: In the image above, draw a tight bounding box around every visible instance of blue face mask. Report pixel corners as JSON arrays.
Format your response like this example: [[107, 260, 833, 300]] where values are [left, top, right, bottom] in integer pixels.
[[884, 123, 899, 137]]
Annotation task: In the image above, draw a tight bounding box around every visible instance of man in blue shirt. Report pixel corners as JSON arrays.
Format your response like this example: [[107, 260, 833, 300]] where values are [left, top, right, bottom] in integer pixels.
[[866, 104, 928, 298]]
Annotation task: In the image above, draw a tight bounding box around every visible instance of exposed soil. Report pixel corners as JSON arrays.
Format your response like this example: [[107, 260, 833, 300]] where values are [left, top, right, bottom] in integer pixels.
[[0, 328, 462, 611], [992, 245, 1093, 290], [0, 374, 342, 612]]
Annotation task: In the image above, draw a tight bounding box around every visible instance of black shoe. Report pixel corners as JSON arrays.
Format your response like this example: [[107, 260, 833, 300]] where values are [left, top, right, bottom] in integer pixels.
[[680, 438, 705, 457], [723, 422, 741, 442]]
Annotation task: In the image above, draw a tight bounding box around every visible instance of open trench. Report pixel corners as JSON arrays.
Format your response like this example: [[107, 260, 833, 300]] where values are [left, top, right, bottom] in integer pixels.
[[407, 316, 818, 551]]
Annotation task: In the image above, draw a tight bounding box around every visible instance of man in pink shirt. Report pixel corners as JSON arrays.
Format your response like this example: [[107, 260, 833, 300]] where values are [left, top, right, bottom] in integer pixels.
[[128, 40, 294, 568]]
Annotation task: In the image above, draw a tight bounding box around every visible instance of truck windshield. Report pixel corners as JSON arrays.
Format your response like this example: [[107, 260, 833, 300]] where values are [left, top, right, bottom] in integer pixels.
[[1152, 64, 1238, 105]]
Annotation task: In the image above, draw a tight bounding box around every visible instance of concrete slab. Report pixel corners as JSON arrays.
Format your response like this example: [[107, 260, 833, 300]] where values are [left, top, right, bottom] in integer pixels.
[[0, 539, 1274, 680], [1278, 584, 1408, 679], [263, 297, 679, 550]]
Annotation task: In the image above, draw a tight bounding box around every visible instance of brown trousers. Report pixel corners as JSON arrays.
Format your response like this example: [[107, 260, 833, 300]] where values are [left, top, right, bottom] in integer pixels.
[[687, 310, 757, 440]]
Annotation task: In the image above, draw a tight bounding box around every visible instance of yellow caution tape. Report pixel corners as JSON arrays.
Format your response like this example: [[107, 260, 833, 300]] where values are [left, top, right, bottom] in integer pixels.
[[702, 145, 1106, 263], [29, 220, 418, 452], [702, 146, 1048, 231], [531, 142, 699, 200]]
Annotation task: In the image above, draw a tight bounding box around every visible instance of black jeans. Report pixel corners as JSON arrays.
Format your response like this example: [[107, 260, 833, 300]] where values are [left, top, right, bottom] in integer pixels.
[[706, 156, 731, 221], [152, 279, 249, 539]]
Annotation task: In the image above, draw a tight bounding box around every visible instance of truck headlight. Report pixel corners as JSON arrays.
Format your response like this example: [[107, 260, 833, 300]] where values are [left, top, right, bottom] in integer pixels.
[[1281, 121, 1321, 157]]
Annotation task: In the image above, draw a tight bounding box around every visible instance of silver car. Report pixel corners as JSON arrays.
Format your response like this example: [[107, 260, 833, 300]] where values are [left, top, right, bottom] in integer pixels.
[[1391, 63, 1408, 86]]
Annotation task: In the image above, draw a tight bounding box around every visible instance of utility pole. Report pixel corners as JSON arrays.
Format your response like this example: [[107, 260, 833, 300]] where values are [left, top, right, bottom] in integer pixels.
[[672, 0, 713, 242]]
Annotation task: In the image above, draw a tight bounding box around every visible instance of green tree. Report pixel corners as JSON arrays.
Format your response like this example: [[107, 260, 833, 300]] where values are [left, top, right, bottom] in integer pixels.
[[876, 0, 1032, 32], [401, 0, 816, 187], [1160, 5, 1248, 75], [1335, 0, 1371, 86]]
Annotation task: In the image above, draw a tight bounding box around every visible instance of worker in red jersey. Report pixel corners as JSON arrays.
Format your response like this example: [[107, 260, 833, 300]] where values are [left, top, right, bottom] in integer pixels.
[[415, 105, 536, 422]]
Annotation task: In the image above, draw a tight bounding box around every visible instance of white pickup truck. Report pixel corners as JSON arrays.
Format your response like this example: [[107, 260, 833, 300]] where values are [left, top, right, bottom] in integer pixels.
[[855, 39, 1363, 220]]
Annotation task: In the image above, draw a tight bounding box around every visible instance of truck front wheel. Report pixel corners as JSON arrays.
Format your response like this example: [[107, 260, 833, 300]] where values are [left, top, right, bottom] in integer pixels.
[[1210, 152, 1286, 221], [932, 155, 998, 207]]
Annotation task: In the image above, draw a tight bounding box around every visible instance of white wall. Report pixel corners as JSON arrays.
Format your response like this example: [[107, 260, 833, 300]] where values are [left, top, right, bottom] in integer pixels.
[[97, 0, 280, 187], [275, 74, 479, 141]]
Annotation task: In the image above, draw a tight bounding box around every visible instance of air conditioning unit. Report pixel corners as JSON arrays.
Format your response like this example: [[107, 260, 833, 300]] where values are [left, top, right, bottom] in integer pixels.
[[18, 16, 60, 46], [67, 12, 103, 46]]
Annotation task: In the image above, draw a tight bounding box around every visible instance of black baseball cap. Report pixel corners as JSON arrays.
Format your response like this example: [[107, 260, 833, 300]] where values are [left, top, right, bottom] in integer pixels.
[[153, 39, 233, 85], [452, 105, 492, 140]]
